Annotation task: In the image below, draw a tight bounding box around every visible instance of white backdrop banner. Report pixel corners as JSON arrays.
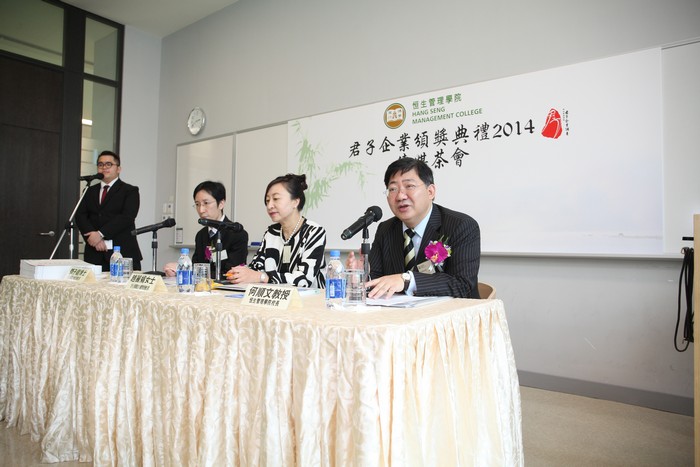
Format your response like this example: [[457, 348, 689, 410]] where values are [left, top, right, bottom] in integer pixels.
[[289, 49, 662, 254]]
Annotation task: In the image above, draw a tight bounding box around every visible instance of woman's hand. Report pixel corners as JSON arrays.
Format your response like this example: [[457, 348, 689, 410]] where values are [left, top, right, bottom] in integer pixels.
[[226, 265, 266, 284], [163, 262, 177, 277]]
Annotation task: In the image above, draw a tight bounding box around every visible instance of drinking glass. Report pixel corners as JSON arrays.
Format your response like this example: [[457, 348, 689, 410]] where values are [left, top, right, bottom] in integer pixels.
[[343, 269, 366, 307], [122, 258, 133, 280], [193, 263, 212, 293]]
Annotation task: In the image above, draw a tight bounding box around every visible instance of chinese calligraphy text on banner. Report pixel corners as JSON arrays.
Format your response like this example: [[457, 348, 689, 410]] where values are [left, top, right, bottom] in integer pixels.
[[289, 49, 662, 255]]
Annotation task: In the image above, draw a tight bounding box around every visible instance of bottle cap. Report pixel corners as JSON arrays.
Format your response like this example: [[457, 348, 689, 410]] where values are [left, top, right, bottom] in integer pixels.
[[114, 246, 120, 252], [330, 250, 340, 257], [181, 248, 189, 254]]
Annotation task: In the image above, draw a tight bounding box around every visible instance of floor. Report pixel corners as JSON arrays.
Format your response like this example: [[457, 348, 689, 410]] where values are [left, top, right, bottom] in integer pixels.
[[520, 386, 694, 466], [0, 386, 694, 466]]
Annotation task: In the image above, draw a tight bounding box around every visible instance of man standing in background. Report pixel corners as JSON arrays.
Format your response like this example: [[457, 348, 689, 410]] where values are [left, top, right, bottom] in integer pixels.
[[76, 150, 143, 271]]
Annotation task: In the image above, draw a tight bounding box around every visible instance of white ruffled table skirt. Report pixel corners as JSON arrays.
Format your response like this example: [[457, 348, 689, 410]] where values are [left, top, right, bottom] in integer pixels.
[[0, 275, 523, 466]]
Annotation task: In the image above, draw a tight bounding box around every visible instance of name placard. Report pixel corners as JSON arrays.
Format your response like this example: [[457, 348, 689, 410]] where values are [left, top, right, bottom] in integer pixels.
[[126, 273, 168, 293], [65, 267, 97, 283], [241, 284, 302, 310]]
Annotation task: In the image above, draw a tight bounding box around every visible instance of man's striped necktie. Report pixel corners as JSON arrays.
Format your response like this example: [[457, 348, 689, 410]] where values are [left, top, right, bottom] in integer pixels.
[[404, 229, 416, 271]]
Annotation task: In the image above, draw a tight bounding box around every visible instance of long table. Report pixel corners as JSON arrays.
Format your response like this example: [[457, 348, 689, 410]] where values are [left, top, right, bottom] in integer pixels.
[[0, 275, 523, 466]]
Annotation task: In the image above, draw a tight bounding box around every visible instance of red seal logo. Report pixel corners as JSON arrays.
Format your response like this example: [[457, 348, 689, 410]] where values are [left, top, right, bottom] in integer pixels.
[[541, 108, 563, 139]]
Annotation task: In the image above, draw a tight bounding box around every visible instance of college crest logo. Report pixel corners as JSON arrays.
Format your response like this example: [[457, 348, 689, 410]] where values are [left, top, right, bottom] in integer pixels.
[[384, 103, 405, 129]]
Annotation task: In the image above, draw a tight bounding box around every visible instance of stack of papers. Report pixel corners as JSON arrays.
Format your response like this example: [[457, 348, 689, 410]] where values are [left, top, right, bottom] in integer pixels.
[[20, 259, 103, 280], [366, 295, 452, 308]]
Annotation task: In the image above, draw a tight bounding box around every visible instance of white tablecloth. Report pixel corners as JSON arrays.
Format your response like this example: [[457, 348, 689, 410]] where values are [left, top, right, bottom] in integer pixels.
[[0, 275, 523, 466]]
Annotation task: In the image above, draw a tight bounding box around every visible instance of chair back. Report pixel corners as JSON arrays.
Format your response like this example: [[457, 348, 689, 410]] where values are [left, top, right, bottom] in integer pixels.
[[478, 282, 496, 299]]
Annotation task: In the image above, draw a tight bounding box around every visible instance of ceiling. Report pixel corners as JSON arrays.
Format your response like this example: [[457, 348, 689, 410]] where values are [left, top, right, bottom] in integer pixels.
[[61, 0, 241, 37]]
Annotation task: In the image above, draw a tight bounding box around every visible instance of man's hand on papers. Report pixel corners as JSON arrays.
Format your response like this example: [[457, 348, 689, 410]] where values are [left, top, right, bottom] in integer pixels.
[[366, 274, 404, 299]]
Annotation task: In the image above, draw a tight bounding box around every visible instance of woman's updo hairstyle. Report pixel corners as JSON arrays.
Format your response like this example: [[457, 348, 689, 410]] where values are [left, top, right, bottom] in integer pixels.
[[265, 173, 308, 211]]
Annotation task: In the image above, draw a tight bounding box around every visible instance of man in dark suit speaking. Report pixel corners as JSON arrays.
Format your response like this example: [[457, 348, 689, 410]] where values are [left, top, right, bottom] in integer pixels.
[[348, 157, 480, 299], [76, 150, 143, 271]]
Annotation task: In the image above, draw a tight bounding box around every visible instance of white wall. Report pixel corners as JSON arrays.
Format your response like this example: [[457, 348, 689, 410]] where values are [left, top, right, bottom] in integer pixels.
[[120, 26, 162, 268], [663, 41, 700, 252], [482, 255, 691, 407], [120, 0, 700, 412]]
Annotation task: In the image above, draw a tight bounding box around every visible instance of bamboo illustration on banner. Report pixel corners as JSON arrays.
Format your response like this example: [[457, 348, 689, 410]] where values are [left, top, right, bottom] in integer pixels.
[[291, 120, 367, 210]]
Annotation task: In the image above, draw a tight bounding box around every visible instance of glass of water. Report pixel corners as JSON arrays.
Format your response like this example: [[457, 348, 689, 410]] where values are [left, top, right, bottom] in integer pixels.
[[343, 269, 366, 307], [122, 258, 133, 280]]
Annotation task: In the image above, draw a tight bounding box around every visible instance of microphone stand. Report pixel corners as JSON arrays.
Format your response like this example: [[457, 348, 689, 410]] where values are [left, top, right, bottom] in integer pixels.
[[50, 180, 93, 260], [214, 230, 223, 281], [361, 225, 371, 281], [143, 230, 165, 276]]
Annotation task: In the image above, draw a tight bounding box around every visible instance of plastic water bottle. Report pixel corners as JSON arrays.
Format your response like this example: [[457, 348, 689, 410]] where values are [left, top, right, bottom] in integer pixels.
[[109, 246, 124, 283], [325, 250, 345, 308], [176, 248, 194, 293]]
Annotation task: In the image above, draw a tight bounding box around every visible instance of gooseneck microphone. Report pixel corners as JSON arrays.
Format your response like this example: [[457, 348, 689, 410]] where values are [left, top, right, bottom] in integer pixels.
[[131, 217, 176, 236], [79, 173, 104, 182], [341, 206, 383, 240], [198, 218, 244, 232]]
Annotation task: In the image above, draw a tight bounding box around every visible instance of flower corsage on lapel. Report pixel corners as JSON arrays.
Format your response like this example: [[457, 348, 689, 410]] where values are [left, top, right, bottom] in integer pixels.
[[418, 237, 452, 274], [204, 245, 213, 262]]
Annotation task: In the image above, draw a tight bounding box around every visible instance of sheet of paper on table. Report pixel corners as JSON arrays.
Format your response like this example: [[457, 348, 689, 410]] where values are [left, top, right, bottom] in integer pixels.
[[366, 295, 452, 308]]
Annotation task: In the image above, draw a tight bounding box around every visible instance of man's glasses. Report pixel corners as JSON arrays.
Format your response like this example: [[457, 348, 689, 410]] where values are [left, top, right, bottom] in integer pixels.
[[97, 162, 117, 168], [384, 183, 425, 197], [193, 200, 217, 209]]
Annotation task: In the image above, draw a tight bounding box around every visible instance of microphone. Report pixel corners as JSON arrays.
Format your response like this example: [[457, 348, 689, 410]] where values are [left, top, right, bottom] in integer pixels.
[[79, 173, 104, 182], [131, 217, 176, 236], [198, 218, 243, 232], [341, 206, 383, 240]]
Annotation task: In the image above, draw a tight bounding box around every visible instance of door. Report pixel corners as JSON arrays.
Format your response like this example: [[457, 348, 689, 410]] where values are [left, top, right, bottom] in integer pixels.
[[0, 56, 63, 279]]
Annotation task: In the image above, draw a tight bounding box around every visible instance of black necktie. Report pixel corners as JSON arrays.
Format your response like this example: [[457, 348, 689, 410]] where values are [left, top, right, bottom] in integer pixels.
[[404, 229, 416, 271]]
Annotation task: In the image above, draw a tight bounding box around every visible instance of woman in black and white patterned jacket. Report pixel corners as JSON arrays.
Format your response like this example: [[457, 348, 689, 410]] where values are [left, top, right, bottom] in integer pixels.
[[226, 173, 327, 288]]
